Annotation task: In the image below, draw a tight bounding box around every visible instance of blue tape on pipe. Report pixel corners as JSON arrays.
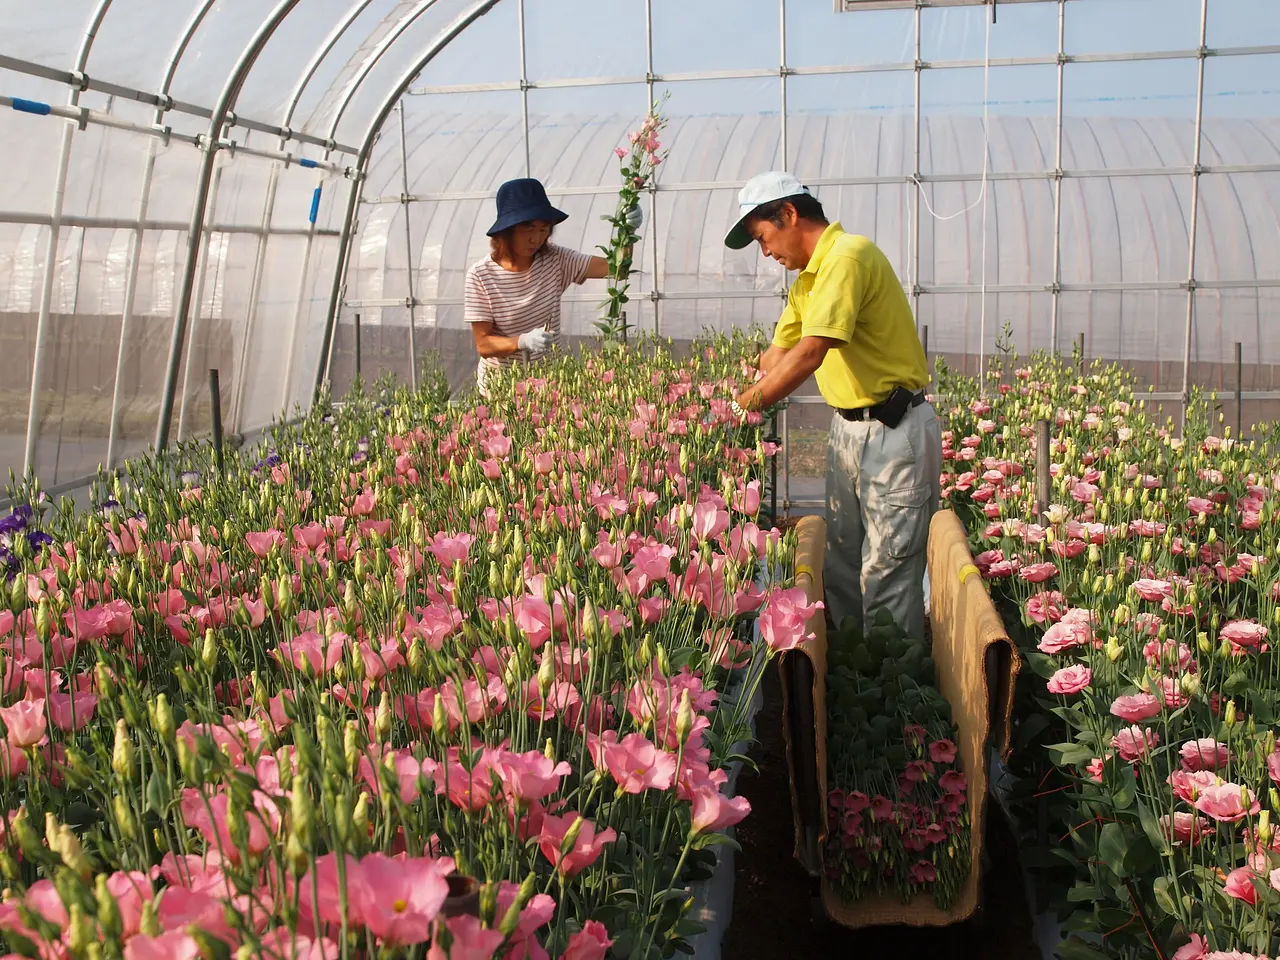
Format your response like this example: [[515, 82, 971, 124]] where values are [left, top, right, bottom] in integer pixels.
[[11, 98, 52, 116], [299, 158, 318, 169], [309, 186, 322, 225]]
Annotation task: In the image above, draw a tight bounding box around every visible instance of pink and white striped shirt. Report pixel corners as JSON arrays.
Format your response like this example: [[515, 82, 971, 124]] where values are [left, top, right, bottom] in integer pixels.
[[464, 243, 593, 393]]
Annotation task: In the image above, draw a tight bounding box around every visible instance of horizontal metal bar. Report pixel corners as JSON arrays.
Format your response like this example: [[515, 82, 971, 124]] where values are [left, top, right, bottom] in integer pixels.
[[0, 53, 358, 156], [0, 210, 338, 237], [2, 96, 352, 176], [407, 42, 1280, 96], [345, 276, 1280, 311], [365, 162, 1280, 205]]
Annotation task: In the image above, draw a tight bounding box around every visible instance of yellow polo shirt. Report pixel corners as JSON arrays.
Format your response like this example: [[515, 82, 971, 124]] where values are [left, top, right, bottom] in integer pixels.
[[772, 222, 928, 409]]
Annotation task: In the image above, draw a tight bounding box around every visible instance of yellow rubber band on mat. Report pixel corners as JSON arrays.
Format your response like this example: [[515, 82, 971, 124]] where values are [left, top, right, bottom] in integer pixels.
[[958, 563, 980, 584]]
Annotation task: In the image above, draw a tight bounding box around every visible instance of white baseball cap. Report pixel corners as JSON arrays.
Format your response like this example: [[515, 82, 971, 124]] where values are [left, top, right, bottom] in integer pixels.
[[724, 171, 813, 250]]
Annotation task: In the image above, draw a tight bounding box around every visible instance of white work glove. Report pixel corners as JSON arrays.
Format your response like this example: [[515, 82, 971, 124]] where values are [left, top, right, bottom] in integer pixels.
[[625, 204, 644, 234], [517, 327, 554, 357]]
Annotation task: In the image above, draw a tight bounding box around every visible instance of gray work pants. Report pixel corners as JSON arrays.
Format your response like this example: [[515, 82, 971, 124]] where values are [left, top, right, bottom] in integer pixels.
[[824, 400, 942, 641]]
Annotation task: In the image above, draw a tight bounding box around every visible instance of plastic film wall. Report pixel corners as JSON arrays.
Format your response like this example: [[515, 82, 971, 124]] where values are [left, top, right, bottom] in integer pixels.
[[1, 0, 1279, 495]]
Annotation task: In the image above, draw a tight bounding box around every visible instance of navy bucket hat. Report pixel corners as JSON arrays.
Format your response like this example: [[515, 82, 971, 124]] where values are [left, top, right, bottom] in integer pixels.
[[486, 178, 569, 236]]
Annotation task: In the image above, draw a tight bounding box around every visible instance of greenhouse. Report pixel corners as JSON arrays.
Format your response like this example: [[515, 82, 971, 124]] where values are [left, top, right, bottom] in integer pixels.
[[0, 0, 1277, 958]]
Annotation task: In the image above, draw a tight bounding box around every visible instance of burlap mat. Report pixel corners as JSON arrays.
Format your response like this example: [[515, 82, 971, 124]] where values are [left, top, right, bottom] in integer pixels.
[[778, 510, 1020, 928]]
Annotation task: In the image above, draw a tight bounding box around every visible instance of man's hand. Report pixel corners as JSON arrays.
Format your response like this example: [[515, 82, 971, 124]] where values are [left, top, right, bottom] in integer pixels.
[[734, 335, 840, 413], [517, 327, 554, 356]]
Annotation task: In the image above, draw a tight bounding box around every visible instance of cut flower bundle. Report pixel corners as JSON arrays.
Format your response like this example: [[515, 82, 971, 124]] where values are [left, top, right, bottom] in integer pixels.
[[0, 334, 816, 960], [824, 612, 971, 908]]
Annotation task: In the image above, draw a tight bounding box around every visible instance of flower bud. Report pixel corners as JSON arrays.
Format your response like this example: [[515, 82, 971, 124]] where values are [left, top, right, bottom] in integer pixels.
[[537, 652, 555, 698], [432, 693, 448, 739], [498, 874, 538, 937], [285, 833, 309, 878], [352, 792, 371, 838], [96, 872, 122, 937], [112, 719, 135, 780], [200, 629, 218, 673], [676, 688, 694, 742], [1104, 637, 1123, 663], [291, 774, 315, 850], [11, 807, 40, 860], [1179, 672, 1201, 698], [1261, 811, 1273, 848], [1197, 631, 1212, 654], [113, 795, 136, 842], [1224, 700, 1237, 727], [374, 691, 392, 743]]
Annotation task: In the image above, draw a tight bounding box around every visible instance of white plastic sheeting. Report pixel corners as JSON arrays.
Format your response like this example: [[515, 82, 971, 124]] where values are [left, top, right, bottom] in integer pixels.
[[0, 0, 1277, 487]]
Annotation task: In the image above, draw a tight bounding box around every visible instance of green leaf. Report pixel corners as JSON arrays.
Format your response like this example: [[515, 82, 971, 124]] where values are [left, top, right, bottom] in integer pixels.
[[1026, 651, 1059, 679], [1223, 670, 1251, 696], [1046, 741, 1094, 767], [1136, 801, 1170, 857], [1152, 876, 1177, 916], [1066, 883, 1103, 902], [1111, 771, 1136, 810], [1097, 822, 1130, 877], [693, 832, 741, 852]]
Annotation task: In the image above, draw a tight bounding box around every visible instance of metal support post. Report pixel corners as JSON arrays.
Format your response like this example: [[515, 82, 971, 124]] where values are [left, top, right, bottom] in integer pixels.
[[23, 106, 77, 479], [1235, 341, 1243, 438], [783, 405, 792, 513], [923, 324, 930, 368], [316, 165, 367, 401], [1077, 331, 1085, 375], [517, 0, 531, 177], [769, 411, 779, 523], [156, 0, 303, 454], [779, 0, 789, 167], [178, 165, 224, 440], [1035, 419, 1051, 518], [910, 4, 922, 331], [355, 313, 362, 381], [1181, 0, 1209, 434], [1050, 0, 1065, 351], [231, 165, 281, 430], [106, 141, 156, 469], [282, 186, 321, 412], [644, 0, 660, 338], [209, 369, 225, 474], [398, 100, 419, 391]]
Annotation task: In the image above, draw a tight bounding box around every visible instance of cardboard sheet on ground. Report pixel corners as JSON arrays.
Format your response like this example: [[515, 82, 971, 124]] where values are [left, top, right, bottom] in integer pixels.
[[778, 510, 1020, 928]]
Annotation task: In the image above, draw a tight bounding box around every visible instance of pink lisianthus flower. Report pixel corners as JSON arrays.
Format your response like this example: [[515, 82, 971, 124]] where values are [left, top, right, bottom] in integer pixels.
[[347, 852, 454, 945], [1195, 782, 1260, 822], [1223, 866, 1261, 904], [1019, 562, 1059, 583], [1109, 694, 1161, 723], [758, 587, 823, 653], [1110, 725, 1159, 762], [1046, 664, 1091, 696], [537, 812, 616, 877], [561, 920, 613, 960], [1180, 738, 1231, 772]]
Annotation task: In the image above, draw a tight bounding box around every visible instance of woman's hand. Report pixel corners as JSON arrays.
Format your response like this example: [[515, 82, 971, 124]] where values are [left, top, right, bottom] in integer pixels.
[[517, 327, 554, 357]]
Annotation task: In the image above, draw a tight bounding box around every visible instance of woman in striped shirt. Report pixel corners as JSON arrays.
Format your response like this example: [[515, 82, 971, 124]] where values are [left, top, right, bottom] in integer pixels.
[[464, 177, 640, 396]]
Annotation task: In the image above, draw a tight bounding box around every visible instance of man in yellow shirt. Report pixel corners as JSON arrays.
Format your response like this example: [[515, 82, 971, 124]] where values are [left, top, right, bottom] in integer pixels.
[[727, 172, 941, 640]]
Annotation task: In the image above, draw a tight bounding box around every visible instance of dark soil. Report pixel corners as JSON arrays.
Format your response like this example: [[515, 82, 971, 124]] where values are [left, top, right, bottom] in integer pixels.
[[722, 661, 1043, 960]]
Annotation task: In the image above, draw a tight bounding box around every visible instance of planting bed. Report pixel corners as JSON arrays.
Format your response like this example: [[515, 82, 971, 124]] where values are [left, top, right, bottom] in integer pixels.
[[0, 335, 820, 960], [940, 347, 1280, 959]]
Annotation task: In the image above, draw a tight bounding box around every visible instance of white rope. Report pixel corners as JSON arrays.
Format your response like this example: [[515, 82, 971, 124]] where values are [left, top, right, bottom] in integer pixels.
[[912, 5, 993, 389]]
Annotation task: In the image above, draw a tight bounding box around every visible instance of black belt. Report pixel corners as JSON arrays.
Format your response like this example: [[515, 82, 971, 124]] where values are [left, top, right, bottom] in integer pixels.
[[834, 389, 925, 424]]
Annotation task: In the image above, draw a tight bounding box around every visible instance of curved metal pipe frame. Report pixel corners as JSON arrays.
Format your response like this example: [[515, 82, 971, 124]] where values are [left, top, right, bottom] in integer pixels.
[[314, 0, 505, 403], [154, 0, 304, 453], [22, 0, 116, 478]]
